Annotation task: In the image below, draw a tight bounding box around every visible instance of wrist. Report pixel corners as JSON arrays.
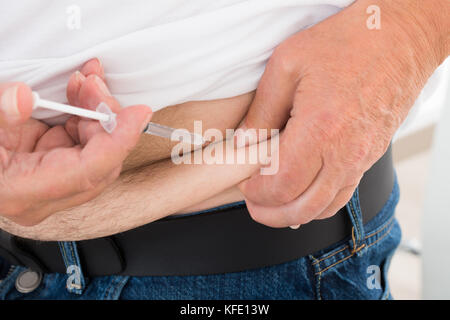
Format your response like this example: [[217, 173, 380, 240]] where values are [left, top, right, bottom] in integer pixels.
[[426, 0, 450, 60], [377, 0, 450, 66], [410, 0, 450, 63]]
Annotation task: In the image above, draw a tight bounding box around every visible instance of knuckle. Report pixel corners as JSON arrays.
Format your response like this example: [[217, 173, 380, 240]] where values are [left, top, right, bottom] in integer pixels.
[[80, 171, 118, 193], [346, 140, 372, 165], [75, 167, 102, 194], [306, 110, 343, 143], [299, 192, 334, 220], [79, 172, 101, 192], [80, 166, 120, 193], [106, 167, 122, 184], [344, 182, 360, 193], [271, 45, 298, 76]]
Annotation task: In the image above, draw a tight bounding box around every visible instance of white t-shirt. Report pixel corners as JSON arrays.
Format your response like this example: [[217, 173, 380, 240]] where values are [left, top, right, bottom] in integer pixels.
[[0, 0, 446, 126]]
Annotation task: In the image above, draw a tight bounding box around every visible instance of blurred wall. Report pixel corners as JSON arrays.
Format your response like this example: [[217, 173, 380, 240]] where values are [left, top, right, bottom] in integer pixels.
[[422, 59, 450, 299]]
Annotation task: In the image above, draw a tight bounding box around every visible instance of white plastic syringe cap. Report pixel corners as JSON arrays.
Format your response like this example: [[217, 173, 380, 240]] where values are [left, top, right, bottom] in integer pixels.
[[96, 102, 117, 134]]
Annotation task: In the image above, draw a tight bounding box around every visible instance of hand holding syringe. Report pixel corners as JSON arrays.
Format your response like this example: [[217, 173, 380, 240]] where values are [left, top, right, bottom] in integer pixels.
[[32, 92, 205, 146]]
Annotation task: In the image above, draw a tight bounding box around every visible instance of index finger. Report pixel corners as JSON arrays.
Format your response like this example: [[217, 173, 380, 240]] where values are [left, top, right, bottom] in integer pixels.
[[79, 104, 152, 185], [239, 118, 322, 206]]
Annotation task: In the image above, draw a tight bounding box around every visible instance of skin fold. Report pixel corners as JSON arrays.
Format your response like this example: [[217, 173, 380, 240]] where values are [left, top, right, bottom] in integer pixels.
[[0, 58, 268, 240]]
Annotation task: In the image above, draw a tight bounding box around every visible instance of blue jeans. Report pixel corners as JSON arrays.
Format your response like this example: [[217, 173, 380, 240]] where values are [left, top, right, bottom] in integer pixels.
[[0, 181, 401, 300]]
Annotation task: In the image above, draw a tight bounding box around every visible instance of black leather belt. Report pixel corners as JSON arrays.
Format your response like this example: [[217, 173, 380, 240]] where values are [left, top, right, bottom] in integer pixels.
[[0, 146, 395, 277]]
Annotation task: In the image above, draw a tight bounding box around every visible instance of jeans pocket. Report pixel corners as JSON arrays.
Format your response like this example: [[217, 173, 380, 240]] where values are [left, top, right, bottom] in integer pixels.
[[366, 218, 402, 300], [309, 218, 401, 300]]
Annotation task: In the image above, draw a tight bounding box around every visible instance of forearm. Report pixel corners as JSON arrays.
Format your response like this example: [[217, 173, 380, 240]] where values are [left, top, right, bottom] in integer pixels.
[[366, 0, 450, 64], [422, 0, 450, 59], [0, 140, 265, 241], [346, 0, 450, 122]]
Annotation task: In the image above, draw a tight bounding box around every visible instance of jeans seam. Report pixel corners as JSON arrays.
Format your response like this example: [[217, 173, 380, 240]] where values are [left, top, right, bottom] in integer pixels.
[[365, 222, 395, 249], [364, 216, 395, 239], [68, 245, 77, 269], [351, 227, 366, 254], [60, 244, 69, 269], [349, 200, 362, 247], [309, 255, 322, 300], [103, 276, 128, 300], [313, 214, 396, 268], [314, 219, 396, 276], [382, 288, 391, 300], [58, 242, 85, 294], [316, 272, 322, 300], [312, 246, 349, 265], [315, 252, 355, 276], [103, 280, 113, 300], [111, 277, 128, 300]]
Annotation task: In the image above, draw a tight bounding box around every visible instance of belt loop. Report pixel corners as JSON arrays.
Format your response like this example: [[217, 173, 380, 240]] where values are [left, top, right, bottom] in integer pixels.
[[0, 231, 45, 274], [346, 187, 366, 255], [57, 241, 86, 295]]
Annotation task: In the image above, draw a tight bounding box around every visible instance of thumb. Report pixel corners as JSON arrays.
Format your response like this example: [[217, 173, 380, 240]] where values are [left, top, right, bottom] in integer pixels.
[[238, 53, 299, 135], [80, 105, 152, 182], [0, 82, 33, 127]]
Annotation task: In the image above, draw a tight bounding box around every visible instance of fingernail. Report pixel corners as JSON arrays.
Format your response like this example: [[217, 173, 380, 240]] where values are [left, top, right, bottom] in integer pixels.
[[74, 71, 86, 83], [0, 85, 21, 120], [95, 57, 103, 69], [289, 225, 301, 230], [93, 75, 111, 96]]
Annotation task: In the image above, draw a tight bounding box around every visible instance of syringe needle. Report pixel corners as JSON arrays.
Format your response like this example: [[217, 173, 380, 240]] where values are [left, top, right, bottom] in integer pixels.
[[143, 122, 205, 146], [32, 92, 204, 144]]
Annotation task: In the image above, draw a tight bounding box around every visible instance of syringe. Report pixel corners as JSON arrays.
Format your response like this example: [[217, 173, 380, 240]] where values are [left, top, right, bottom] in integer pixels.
[[32, 92, 204, 146]]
